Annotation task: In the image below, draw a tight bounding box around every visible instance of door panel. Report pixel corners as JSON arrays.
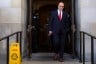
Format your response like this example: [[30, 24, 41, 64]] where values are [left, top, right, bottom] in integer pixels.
[[38, 5, 57, 52]]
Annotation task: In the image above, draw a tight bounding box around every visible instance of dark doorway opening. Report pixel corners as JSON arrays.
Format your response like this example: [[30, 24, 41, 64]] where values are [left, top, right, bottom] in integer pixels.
[[26, 0, 76, 55]]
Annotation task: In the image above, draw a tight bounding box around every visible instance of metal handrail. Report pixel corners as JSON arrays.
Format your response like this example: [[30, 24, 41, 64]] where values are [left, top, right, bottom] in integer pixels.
[[0, 31, 22, 41], [80, 31, 96, 39], [0, 31, 22, 64], [80, 31, 96, 64]]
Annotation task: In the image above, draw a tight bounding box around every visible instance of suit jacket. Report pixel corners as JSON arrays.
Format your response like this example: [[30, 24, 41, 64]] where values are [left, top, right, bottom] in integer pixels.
[[49, 10, 71, 33]]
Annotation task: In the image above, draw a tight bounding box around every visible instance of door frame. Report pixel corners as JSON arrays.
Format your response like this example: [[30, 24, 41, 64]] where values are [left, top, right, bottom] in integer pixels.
[[25, 0, 76, 58], [25, 0, 32, 58]]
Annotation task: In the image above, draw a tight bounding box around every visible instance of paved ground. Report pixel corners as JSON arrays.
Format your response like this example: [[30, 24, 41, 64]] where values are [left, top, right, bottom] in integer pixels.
[[22, 53, 91, 64], [0, 53, 91, 64]]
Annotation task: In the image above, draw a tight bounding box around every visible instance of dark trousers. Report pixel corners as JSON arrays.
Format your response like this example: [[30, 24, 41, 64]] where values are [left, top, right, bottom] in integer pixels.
[[52, 30, 67, 58]]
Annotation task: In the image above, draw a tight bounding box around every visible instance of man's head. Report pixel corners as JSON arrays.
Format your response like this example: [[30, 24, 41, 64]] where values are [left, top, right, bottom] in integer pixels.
[[58, 2, 64, 11]]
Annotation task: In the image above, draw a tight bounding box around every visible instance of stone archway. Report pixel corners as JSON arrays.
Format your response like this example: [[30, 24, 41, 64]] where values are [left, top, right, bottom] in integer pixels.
[[26, 0, 79, 58]]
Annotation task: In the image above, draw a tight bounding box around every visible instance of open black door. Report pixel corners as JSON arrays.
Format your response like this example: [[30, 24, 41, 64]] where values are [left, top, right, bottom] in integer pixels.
[[26, 0, 32, 58]]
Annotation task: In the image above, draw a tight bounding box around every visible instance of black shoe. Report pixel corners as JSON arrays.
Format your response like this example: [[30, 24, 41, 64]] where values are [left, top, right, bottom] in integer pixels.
[[53, 54, 59, 60], [58, 58, 64, 62]]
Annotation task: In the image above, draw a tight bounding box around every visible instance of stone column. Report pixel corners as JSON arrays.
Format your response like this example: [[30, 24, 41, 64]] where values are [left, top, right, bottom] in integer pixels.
[[0, 0, 27, 57], [76, 0, 96, 61]]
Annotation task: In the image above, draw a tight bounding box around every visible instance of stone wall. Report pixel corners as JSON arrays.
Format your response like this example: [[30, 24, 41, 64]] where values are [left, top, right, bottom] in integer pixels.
[[76, 0, 96, 61], [0, 0, 27, 57]]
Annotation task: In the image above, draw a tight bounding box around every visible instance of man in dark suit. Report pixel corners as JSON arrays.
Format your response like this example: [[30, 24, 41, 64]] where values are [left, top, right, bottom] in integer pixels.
[[48, 2, 71, 62]]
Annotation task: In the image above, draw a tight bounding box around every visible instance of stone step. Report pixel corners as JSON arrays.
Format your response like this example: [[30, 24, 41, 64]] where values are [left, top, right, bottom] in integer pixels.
[[23, 53, 90, 64]]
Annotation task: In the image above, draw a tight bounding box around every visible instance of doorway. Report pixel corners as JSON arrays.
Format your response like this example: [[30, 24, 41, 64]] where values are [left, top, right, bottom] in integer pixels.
[[26, 0, 76, 55]]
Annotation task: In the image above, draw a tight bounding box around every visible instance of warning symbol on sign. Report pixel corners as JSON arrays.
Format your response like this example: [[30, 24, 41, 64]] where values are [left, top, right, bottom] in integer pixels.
[[11, 53, 18, 60], [9, 42, 21, 64]]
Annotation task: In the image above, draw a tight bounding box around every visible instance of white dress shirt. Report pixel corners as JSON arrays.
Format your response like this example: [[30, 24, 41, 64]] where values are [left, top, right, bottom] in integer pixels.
[[58, 10, 63, 19]]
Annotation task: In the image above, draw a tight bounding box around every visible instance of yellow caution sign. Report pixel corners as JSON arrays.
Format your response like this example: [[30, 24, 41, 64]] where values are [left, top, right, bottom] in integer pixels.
[[9, 42, 21, 64]]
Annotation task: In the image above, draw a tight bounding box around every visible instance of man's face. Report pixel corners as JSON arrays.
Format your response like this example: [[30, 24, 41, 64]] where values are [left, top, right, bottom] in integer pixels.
[[58, 2, 64, 11]]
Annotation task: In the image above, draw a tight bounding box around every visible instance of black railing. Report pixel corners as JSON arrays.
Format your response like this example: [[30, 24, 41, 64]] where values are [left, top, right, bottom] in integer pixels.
[[80, 31, 96, 64], [0, 31, 22, 64]]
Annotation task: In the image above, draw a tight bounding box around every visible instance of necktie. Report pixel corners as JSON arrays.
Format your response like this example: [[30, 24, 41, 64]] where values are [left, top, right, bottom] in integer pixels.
[[58, 11, 62, 21]]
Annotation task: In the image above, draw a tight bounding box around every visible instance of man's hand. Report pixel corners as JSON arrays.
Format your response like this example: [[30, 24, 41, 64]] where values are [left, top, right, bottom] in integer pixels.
[[71, 24, 76, 33], [48, 31, 53, 36]]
